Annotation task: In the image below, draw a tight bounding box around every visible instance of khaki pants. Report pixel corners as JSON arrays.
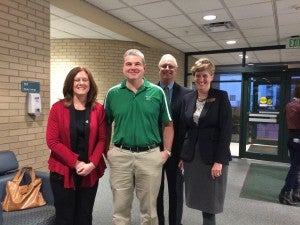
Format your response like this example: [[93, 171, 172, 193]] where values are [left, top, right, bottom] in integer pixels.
[[107, 146, 163, 225]]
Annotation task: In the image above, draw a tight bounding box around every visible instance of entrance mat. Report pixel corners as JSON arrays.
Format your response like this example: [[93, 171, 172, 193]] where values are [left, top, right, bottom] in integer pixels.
[[239, 163, 294, 204]]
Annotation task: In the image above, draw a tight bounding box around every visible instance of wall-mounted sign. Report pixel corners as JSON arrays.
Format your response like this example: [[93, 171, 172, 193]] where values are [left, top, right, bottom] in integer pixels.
[[21, 81, 40, 93], [287, 37, 300, 49]]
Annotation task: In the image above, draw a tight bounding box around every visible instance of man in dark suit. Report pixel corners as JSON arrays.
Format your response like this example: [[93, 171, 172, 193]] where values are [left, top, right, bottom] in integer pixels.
[[157, 54, 192, 225]]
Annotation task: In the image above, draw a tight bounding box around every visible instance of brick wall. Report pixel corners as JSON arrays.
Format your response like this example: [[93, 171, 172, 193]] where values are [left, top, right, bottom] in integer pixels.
[[0, 0, 50, 170], [50, 39, 185, 104]]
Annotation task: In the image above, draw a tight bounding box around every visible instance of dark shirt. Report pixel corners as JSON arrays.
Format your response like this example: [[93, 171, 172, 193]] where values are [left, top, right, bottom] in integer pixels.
[[286, 98, 300, 137], [75, 109, 86, 161]]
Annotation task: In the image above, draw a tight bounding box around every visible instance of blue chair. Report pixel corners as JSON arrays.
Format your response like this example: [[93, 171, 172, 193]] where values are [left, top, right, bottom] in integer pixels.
[[0, 150, 55, 225]]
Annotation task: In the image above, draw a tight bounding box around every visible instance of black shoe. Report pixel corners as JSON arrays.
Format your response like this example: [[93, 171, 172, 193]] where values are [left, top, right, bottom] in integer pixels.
[[279, 191, 297, 205], [292, 189, 300, 201]]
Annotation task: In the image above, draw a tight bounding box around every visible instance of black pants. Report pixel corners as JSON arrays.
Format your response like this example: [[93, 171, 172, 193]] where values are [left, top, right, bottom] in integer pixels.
[[157, 161, 184, 225], [50, 172, 98, 225], [282, 138, 300, 192]]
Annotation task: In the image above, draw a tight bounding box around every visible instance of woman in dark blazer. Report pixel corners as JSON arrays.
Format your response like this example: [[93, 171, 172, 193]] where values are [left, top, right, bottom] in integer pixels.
[[179, 58, 232, 225]]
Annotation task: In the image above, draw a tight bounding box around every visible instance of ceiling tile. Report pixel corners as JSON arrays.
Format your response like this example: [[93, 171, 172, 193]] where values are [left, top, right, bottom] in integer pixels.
[[168, 26, 204, 37], [190, 41, 220, 50], [255, 50, 281, 62], [134, 1, 181, 19], [279, 25, 300, 41], [278, 12, 300, 25], [153, 15, 194, 29], [161, 37, 185, 45], [209, 30, 243, 41], [229, 2, 273, 20], [172, 43, 198, 52], [183, 34, 212, 43], [242, 27, 276, 37], [224, 0, 270, 7], [247, 36, 278, 46], [276, 0, 300, 15], [146, 29, 173, 39], [205, 54, 239, 65], [236, 16, 274, 29], [172, 0, 223, 13], [108, 8, 146, 22]]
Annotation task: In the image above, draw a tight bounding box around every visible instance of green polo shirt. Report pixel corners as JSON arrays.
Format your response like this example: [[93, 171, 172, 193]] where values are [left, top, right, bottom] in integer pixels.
[[104, 78, 172, 147]]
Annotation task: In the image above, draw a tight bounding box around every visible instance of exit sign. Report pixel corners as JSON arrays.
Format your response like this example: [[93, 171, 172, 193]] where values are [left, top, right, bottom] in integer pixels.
[[287, 37, 300, 48]]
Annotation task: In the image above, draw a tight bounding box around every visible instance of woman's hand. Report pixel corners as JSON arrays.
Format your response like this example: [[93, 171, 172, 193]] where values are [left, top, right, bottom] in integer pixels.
[[211, 162, 222, 179], [76, 162, 95, 176]]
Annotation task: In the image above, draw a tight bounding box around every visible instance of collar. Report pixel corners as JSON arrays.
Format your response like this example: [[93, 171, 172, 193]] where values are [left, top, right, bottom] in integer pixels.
[[120, 78, 151, 90], [159, 81, 174, 90]]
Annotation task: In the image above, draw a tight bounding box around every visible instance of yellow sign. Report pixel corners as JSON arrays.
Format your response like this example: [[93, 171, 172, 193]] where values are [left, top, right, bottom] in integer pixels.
[[260, 97, 267, 104]]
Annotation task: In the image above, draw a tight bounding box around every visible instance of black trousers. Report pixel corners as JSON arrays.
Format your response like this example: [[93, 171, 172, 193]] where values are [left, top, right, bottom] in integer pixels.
[[50, 172, 98, 225], [282, 138, 300, 192], [157, 161, 184, 225]]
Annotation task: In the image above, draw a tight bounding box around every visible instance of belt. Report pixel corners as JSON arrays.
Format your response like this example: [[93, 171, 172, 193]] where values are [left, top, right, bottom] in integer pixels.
[[114, 143, 159, 152], [292, 138, 300, 143]]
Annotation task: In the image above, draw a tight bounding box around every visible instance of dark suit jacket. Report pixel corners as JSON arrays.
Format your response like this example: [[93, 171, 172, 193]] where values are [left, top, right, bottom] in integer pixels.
[[179, 88, 232, 165], [158, 82, 192, 168]]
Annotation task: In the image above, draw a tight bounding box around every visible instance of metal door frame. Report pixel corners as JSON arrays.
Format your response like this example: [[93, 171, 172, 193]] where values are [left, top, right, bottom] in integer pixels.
[[239, 71, 288, 162]]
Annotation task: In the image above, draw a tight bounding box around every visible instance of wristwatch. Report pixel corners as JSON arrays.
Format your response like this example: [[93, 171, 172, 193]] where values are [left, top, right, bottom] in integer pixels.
[[164, 149, 172, 157]]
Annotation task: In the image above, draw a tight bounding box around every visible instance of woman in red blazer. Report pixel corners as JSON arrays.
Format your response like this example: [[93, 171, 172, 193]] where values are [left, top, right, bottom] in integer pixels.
[[46, 66, 107, 225]]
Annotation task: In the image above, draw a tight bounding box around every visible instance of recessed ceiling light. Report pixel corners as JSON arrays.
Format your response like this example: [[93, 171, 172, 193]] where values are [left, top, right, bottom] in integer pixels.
[[239, 54, 248, 59], [226, 40, 236, 45], [203, 15, 216, 21]]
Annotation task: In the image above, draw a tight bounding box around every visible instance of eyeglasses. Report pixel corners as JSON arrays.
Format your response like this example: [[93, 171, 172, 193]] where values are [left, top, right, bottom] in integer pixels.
[[160, 64, 176, 70]]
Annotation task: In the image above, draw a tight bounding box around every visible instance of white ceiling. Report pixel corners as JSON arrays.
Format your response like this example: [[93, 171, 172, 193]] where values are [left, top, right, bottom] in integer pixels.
[[50, 0, 300, 67]]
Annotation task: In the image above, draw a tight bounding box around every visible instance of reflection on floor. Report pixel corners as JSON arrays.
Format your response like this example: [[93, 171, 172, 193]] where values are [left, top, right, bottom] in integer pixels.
[[247, 143, 278, 155]]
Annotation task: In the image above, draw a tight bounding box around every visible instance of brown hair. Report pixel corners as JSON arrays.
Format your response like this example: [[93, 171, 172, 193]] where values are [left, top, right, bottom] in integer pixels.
[[191, 58, 215, 76], [62, 66, 98, 108]]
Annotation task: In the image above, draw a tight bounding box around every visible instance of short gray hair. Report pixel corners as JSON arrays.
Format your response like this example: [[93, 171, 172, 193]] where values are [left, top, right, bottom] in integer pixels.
[[123, 49, 146, 65], [158, 54, 178, 67]]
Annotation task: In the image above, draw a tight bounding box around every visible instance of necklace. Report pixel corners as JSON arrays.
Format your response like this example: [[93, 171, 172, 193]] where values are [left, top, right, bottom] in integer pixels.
[[197, 97, 207, 102]]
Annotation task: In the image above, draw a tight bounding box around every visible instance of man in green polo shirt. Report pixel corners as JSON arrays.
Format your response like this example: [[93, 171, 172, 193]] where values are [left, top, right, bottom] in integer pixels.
[[104, 49, 174, 225]]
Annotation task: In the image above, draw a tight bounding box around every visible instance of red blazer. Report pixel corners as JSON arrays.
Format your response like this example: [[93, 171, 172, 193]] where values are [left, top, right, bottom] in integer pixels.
[[46, 100, 107, 188]]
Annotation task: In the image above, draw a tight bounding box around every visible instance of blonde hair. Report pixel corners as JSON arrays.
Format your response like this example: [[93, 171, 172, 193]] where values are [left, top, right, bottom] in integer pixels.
[[191, 58, 215, 76]]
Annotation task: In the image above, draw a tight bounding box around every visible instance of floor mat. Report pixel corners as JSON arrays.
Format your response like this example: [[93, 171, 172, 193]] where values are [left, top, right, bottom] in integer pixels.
[[239, 163, 294, 205]]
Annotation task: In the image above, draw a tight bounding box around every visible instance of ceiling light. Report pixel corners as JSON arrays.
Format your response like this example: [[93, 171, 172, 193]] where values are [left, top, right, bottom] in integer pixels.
[[226, 40, 236, 45], [239, 54, 248, 59], [203, 15, 216, 21]]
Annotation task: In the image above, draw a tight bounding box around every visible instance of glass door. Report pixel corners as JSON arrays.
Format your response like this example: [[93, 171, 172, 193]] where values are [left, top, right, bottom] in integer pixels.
[[240, 73, 286, 161]]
